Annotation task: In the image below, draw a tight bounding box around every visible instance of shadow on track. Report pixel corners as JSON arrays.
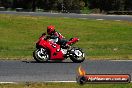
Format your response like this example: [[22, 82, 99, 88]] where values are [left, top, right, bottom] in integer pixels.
[[22, 60, 78, 63]]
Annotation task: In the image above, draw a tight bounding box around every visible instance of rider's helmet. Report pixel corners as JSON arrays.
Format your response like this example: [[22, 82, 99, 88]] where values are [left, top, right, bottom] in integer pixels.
[[47, 25, 55, 35]]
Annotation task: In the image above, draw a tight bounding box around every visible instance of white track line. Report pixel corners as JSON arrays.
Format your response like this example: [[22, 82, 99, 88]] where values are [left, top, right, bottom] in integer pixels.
[[96, 19, 104, 20], [0, 82, 17, 84], [115, 20, 121, 21], [0, 81, 132, 83], [45, 81, 76, 83], [0, 81, 76, 84], [63, 17, 70, 19], [111, 60, 132, 62]]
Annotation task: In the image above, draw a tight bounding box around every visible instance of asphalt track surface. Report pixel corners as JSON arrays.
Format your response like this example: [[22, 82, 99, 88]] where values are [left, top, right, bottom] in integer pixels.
[[0, 11, 132, 21], [0, 60, 132, 82]]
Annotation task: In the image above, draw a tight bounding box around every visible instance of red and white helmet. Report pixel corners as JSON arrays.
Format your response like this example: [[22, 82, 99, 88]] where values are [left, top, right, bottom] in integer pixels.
[[47, 25, 55, 35]]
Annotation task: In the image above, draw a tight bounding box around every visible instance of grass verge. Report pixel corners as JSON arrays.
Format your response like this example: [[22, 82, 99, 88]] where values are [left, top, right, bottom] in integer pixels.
[[0, 82, 132, 88], [0, 14, 132, 60]]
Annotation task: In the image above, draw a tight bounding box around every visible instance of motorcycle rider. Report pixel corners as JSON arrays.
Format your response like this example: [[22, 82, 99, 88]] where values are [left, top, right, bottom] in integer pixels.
[[45, 25, 69, 48]]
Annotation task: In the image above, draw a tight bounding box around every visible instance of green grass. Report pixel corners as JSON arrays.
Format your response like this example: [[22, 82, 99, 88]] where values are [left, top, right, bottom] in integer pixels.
[[0, 83, 132, 88], [0, 14, 132, 60]]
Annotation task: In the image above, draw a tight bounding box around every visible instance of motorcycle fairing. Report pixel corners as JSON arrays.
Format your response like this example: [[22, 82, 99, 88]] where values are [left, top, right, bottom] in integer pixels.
[[37, 35, 64, 60]]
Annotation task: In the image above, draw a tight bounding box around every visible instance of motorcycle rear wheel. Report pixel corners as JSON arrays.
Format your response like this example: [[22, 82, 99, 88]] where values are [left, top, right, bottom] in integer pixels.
[[70, 47, 85, 63], [33, 48, 49, 62]]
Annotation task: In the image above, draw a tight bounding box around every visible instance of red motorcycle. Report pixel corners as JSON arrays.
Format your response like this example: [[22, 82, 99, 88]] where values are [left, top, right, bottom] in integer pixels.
[[33, 34, 85, 63]]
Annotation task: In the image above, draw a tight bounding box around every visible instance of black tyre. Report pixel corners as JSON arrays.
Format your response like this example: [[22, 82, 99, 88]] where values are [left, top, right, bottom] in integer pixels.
[[70, 47, 85, 63], [33, 48, 49, 62]]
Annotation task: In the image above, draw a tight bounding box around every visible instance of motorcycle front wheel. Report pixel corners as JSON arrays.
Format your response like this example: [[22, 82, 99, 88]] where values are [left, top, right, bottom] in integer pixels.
[[33, 48, 49, 63]]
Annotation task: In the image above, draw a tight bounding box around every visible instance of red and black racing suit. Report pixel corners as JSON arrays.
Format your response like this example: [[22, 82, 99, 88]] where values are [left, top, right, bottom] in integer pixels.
[[48, 31, 68, 48]]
